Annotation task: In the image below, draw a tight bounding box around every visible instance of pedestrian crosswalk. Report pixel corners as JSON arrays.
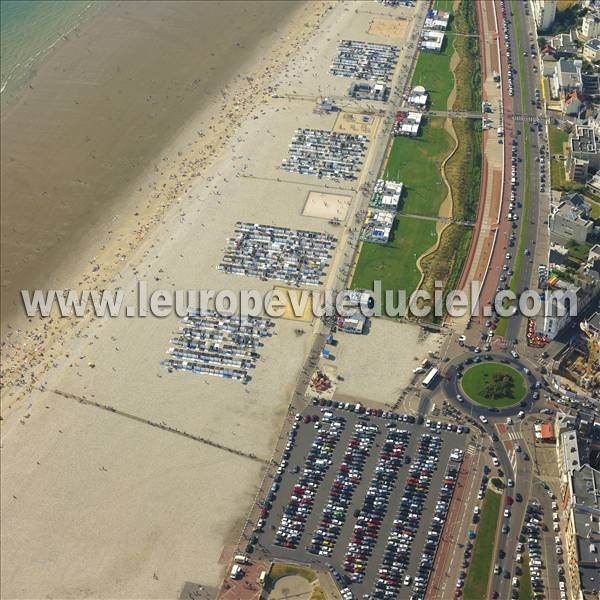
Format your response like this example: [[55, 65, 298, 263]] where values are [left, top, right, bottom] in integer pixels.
[[537, 356, 550, 368], [506, 432, 521, 441], [466, 444, 476, 456], [513, 113, 548, 123]]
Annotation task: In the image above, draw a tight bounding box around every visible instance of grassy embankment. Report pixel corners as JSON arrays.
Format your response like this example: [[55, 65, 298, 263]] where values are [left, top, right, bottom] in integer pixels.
[[420, 0, 482, 305], [352, 0, 482, 316], [462, 489, 502, 600]]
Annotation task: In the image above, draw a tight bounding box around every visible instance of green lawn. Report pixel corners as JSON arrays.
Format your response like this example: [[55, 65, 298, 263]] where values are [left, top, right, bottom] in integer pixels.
[[549, 126, 568, 156], [548, 126, 587, 192], [589, 197, 600, 220], [411, 37, 454, 111], [463, 490, 502, 600], [461, 362, 527, 407], [548, 126, 572, 191], [351, 216, 437, 313], [566, 240, 592, 263], [520, 554, 532, 600], [384, 117, 453, 217]]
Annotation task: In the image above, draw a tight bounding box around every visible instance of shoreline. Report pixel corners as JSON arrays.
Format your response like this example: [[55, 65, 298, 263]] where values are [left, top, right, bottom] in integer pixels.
[[1, 1, 331, 411], [0, 1, 98, 106], [0, 0, 311, 328], [0, 3, 432, 597]]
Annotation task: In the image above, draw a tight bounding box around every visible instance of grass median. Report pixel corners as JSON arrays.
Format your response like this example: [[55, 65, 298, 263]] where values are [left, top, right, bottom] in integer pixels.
[[520, 554, 533, 600], [463, 489, 502, 600], [496, 1, 531, 338]]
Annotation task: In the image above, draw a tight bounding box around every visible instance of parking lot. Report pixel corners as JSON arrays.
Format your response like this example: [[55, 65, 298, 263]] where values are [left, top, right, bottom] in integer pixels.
[[254, 402, 469, 599]]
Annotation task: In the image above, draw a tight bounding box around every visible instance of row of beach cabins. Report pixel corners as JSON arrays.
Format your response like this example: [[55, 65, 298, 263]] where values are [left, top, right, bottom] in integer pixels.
[[218, 222, 337, 287], [163, 312, 274, 383], [280, 128, 369, 181], [330, 40, 400, 82]]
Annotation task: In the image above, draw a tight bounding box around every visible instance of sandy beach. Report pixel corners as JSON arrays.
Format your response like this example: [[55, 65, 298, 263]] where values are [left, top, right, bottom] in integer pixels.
[[0, 1, 436, 598]]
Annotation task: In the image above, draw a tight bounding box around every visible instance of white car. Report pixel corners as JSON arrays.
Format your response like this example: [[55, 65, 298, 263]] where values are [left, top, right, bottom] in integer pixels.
[[511, 350, 519, 359], [480, 415, 488, 424]]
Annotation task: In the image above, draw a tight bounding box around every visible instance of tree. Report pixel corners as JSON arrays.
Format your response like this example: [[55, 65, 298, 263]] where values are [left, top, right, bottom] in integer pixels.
[[482, 373, 515, 400]]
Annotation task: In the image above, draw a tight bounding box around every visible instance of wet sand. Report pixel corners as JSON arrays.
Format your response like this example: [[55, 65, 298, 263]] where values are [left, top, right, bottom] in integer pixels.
[[0, 0, 302, 327], [0, 1, 428, 597]]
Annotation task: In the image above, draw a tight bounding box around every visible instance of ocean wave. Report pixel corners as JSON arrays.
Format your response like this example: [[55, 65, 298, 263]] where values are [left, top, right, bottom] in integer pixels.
[[1, 2, 95, 98]]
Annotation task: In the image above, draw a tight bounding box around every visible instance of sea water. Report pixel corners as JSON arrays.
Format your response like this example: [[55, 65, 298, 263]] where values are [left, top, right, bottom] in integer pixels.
[[1, 0, 95, 104]]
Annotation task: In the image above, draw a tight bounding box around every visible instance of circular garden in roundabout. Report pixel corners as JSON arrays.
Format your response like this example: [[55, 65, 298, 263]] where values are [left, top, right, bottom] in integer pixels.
[[461, 362, 528, 408]]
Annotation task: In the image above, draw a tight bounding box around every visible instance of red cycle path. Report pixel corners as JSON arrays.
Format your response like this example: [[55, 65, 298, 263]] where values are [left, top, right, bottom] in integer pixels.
[[455, 0, 515, 326], [425, 453, 474, 600]]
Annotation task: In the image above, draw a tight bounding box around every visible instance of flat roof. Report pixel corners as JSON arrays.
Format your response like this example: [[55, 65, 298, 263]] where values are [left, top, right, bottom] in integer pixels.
[[588, 311, 600, 333], [585, 38, 600, 51], [571, 127, 598, 155], [571, 465, 600, 594]]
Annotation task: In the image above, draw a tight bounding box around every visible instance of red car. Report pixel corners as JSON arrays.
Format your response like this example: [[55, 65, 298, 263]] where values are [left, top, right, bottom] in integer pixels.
[[506, 496, 514, 505]]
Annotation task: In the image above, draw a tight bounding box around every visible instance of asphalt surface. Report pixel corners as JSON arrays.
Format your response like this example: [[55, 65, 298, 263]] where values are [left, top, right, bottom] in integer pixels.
[[438, 349, 549, 600], [503, 0, 549, 345], [452, 0, 557, 590], [249, 3, 560, 598], [254, 405, 468, 599]]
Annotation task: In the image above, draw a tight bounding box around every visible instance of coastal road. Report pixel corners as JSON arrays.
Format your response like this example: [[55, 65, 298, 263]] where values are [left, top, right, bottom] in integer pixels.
[[438, 348, 549, 599], [472, 0, 549, 360], [504, 0, 548, 348]]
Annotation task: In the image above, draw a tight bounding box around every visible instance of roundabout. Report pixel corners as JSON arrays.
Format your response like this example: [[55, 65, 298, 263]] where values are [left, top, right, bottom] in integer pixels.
[[460, 362, 528, 409], [441, 352, 540, 419]]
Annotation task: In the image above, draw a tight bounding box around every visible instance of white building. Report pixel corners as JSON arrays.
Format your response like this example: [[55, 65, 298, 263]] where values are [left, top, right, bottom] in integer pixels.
[[533, 0, 557, 31], [424, 9, 451, 31], [419, 30, 444, 53], [407, 85, 428, 109], [550, 58, 583, 99], [581, 11, 600, 39], [542, 286, 580, 340], [583, 38, 600, 62]]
